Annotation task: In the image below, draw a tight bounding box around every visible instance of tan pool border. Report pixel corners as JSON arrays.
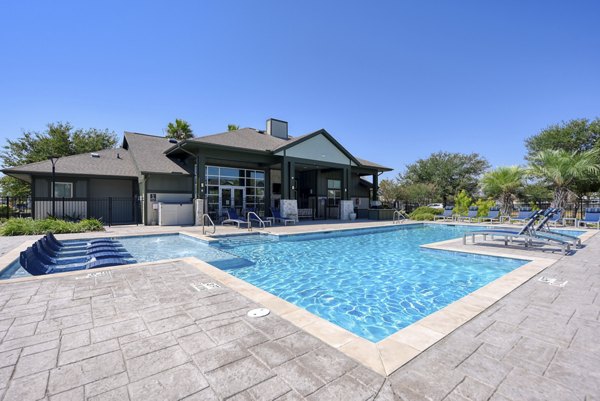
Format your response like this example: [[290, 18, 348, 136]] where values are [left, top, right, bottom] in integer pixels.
[[0, 222, 597, 376]]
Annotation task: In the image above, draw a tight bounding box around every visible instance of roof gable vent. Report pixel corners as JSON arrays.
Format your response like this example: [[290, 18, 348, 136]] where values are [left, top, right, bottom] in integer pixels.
[[266, 119, 288, 140], [91, 153, 100, 158]]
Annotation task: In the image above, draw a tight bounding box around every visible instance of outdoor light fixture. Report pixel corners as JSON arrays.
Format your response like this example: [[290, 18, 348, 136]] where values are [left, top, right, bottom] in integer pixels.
[[48, 155, 60, 217]]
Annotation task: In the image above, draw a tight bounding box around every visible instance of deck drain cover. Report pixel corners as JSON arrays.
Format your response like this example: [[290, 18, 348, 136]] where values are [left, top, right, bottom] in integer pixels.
[[190, 282, 221, 291], [247, 308, 270, 318], [538, 276, 568, 287]]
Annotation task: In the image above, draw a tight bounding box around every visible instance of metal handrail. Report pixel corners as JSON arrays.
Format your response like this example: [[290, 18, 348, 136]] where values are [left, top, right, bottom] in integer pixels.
[[247, 212, 266, 231], [202, 214, 216, 235], [393, 210, 408, 224]]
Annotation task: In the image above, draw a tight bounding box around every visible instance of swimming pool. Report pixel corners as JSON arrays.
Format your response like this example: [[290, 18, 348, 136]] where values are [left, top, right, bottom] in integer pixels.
[[2, 224, 581, 341], [119, 224, 528, 341]]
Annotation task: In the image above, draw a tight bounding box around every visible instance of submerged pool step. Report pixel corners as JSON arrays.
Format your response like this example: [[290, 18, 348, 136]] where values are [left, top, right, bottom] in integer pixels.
[[217, 235, 279, 248]]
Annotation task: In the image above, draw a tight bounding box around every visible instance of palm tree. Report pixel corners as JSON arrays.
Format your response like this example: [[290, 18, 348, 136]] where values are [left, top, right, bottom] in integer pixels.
[[166, 119, 193, 140], [529, 149, 600, 210], [481, 166, 526, 216], [227, 124, 240, 131]]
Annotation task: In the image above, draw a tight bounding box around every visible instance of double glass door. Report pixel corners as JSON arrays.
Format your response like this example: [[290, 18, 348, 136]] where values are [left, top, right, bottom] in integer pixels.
[[220, 186, 245, 218]]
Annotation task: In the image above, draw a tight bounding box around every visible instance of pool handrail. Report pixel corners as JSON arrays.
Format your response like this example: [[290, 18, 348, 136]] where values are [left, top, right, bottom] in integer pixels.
[[201, 214, 216, 235], [247, 211, 266, 231]]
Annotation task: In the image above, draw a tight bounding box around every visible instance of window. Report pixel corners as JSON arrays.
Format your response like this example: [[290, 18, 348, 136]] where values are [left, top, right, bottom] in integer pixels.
[[327, 179, 341, 206], [53, 182, 73, 198]]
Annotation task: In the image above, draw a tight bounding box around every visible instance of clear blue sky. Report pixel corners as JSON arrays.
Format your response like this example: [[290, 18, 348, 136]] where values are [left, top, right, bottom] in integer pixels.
[[1, 1, 599, 179]]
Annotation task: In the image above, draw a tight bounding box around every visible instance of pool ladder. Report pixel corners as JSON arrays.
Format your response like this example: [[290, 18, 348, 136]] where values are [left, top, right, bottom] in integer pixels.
[[247, 212, 266, 231], [393, 210, 409, 224], [201, 214, 216, 235]]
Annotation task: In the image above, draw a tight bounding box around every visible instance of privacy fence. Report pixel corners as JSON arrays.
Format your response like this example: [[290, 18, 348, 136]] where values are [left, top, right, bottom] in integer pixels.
[[0, 196, 143, 226]]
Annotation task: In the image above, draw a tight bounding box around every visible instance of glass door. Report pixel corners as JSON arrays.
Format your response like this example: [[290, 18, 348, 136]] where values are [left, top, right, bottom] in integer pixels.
[[219, 186, 245, 218]]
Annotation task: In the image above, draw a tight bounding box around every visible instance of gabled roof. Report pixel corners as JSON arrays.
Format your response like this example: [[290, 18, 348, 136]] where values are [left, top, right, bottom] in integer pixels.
[[170, 128, 392, 171], [185, 128, 289, 152], [2, 148, 138, 178], [123, 132, 190, 175]]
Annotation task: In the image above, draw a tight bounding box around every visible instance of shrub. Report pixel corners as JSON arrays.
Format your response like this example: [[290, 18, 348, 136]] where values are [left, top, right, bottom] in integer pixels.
[[475, 198, 496, 217], [409, 206, 443, 217], [0, 218, 105, 236], [410, 212, 436, 221], [453, 190, 473, 216]]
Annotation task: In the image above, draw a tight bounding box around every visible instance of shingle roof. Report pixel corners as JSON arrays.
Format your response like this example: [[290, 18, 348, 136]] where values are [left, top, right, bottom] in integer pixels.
[[123, 132, 190, 175], [188, 128, 290, 152], [2, 148, 138, 178], [184, 128, 392, 171], [356, 158, 392, 171]]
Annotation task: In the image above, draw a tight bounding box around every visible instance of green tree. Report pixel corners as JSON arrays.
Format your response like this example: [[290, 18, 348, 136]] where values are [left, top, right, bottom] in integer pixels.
[[166, 119, 193, 140], [400, 152, 489, 205], [398, 183, 437, 205], [528, 149, 600, 210], [525, 118, 600, 198], [378, 179, 401, 206], [227, 124, 240, 131], [525, 118, 600, 159], [480, 166, 526, 216], [0, 122, 117, 196]]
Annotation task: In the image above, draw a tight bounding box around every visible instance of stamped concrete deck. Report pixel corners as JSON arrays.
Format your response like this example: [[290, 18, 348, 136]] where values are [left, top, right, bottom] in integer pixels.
[[0, 221, 598, 400]]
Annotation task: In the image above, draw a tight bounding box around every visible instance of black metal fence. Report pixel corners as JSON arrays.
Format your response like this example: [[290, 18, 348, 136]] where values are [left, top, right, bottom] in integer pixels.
[[394, 199, 600, 219], [0, 196, 143, 226]]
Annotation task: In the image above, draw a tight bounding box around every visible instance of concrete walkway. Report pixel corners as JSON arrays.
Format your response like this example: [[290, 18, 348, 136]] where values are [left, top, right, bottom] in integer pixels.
[[0, 224, 598, 400]]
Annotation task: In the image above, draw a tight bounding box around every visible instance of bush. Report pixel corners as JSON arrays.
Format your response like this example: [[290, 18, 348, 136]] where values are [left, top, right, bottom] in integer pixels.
[[410, 212, 436, 221], [408, 206, 443, 221], [475, 198, 496, 217], [453, 190, 473, 216], [0, 218, 105, 236]]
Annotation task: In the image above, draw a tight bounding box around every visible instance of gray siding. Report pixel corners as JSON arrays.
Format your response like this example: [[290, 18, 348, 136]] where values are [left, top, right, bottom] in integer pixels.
[[146, 174, 193, 193], [89, 178, 133, 198]]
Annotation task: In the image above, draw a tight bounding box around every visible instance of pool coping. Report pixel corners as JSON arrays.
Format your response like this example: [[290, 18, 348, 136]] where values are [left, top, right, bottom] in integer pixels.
[[0, 222, 597, 377]]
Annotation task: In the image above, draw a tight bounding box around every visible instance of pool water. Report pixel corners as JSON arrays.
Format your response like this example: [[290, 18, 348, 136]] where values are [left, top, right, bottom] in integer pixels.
[[208, 224, 527, 341]]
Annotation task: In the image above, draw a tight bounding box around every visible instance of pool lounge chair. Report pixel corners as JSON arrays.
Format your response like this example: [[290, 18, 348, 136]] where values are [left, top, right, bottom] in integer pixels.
[[270, 208, 295, 226], [546, 209, 563, 226], [433, 206, 454, 221], [463, 210, 572, 255], [479, 207, 501, 223], [43, 236, 121, 255], [222, 208, 250, 228], [20, 247, 128, 276], [577, 207, 600, 229], [535, 208, 581, 248], [37, 239, 127, 263], [509, 207, 533, 224], [457, 206, 479, 223], [47, 232, 115, 248]]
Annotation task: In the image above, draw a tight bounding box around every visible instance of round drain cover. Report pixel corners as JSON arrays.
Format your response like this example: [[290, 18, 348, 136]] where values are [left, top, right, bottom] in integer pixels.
[[247, 308, 270, 318]]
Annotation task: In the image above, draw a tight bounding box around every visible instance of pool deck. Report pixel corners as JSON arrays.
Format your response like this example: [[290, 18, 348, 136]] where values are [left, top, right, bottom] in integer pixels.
[[0, 220, 598, 400]]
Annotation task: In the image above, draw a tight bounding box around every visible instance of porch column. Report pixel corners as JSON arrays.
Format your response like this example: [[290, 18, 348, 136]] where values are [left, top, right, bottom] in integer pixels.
[[264, 168, 271, 215], [282, 158, 289, 199], [342, 167, 350, 200], [289, 160, 296, 200], [196, 155, 206, 199], [372, 173, 379, 201]]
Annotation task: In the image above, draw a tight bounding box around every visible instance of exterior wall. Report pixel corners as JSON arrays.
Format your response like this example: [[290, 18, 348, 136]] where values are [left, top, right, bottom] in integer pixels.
[[89, 178, 133, 198], [275, 134, 355, 165], [144, 174, 193, 225]]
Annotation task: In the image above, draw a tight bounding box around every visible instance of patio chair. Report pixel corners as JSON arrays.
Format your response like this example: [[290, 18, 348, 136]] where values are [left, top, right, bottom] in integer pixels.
[[20, 247, 128, 276], [433, 206, 454, 221], [577, 207, 600, 229], [479, 207, 501, 223], [464, 210, 572, 255], [222, 208, 250, 228], [508, 207, 534, 224], [457, 206, 478, 223], [534, 208, 581, 247], [546, 208, 563, 226], [270, 208, 295, 226]]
